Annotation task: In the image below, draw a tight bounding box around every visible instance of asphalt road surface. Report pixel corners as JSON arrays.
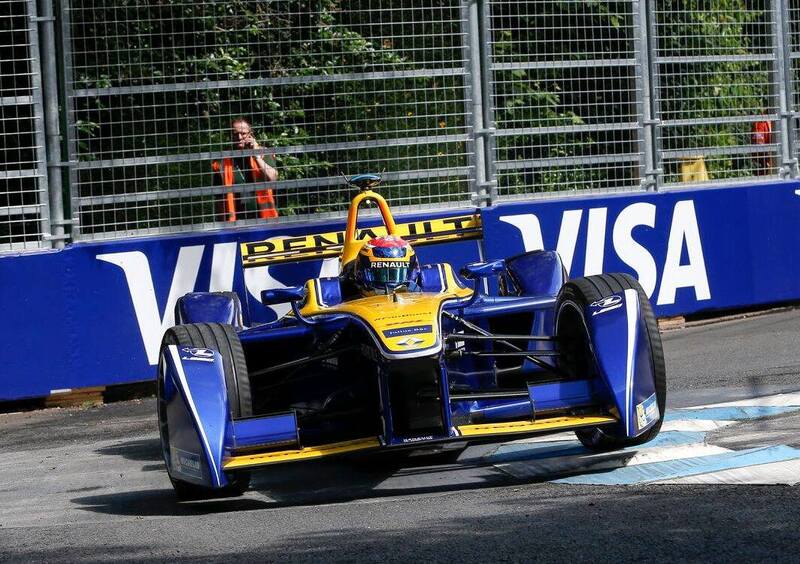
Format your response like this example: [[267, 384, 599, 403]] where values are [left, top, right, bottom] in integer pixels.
[[1, 310, 799, 562]]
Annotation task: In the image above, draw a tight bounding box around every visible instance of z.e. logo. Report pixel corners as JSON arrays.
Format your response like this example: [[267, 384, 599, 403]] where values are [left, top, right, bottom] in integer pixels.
[[590, 295, 623, 316], [180, 347, 215, 362]]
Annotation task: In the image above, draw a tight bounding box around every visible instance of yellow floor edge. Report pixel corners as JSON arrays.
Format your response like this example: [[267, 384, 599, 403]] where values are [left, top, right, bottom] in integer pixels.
[[223, 437, 381, 470], [223, 416, 617, 469], [457, 415, 617, 437]]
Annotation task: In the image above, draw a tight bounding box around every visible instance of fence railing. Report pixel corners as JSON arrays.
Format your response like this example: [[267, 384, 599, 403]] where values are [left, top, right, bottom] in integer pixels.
[[652, 0, 786, 187], [3, 0, 800, 249], [0, 0, 50, 251], [486, 0, 646, 200], [61, 0, 477, 240]]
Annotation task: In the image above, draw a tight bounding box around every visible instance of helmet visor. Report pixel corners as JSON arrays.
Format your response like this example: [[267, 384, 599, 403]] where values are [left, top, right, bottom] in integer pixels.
[[365, 264, 409, 287]]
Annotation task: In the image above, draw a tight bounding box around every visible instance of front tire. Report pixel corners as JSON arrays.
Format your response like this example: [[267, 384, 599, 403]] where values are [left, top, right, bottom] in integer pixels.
[[157, 322, 252, 499], [555, 273, 666, 451]]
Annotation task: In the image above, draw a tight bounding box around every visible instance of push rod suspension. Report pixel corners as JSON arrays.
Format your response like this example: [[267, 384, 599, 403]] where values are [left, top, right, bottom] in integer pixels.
[[445, 333, 557, 342], [442, 311, 569, 379], [464, 351, 560, 358], [449, 390, 529, 401], [250, 346, 357, 379]]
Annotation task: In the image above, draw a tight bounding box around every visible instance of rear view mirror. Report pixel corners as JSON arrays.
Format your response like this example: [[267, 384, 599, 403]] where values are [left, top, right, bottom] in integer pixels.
[[460, 259, 505, 280], [261, 286, 305, 306]]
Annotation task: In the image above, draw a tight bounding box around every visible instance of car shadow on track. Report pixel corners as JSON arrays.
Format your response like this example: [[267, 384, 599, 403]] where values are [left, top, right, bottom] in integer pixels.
[[41, 484, 800, 562], [71, 487, 276, 516], [72, 447, 513, 517], [95, 438, 162, 463]]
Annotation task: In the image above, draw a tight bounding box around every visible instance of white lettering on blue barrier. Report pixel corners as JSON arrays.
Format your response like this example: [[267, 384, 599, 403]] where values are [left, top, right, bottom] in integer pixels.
[[98, 243, 337, 366], [613, 202, 658, 297], [499, 199, 711, 305], [657, 200, 710, 305], [584, 207, 607, 275], [97, 247, 204, 365]]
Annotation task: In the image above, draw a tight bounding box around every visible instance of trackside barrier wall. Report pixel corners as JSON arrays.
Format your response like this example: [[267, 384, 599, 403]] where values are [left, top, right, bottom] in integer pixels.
[[1, 181, 799, 401]]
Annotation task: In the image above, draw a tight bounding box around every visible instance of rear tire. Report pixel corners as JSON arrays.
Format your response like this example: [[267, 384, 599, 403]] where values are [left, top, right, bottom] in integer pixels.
[[157, 322, 252, 499], [555, 273, 666, 452]]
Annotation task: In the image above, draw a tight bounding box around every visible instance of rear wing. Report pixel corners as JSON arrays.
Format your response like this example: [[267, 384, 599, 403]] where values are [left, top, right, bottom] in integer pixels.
[[241, 213, 482, 268]]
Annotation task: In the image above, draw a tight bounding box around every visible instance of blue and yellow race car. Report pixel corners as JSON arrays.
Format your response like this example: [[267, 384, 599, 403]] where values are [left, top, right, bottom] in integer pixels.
[[157, 175, 666, 499]]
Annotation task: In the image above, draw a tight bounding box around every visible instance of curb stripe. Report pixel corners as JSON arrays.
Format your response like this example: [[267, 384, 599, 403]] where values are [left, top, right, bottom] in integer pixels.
[[660, 459, 800, 485], [554, 445, 800, 485], [665, 405, 800, 421], [684, 392, 800, 410], [498, 443, 730, 481], [487, 431, 710, 464], [660, 419, 736, 432]]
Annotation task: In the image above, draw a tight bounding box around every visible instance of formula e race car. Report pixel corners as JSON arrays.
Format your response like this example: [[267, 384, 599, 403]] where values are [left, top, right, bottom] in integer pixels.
[[156, 174, 666, 499]]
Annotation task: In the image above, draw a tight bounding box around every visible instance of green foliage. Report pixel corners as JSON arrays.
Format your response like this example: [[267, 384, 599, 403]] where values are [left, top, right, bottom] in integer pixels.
[[490, 2, 637, 195], [656, 0, 773, 182], [71, 0, 471, 230], [68, 0, 778, 233]]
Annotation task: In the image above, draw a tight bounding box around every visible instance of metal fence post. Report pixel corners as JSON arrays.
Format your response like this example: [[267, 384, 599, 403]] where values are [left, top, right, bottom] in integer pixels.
[[36, 0, 67, 247], [467, 0, 494, 207], [635, 0, 659, 191], [478, 0, 497, 205], [645, 0, 663, 190], [775, 0, 798, 178], [59, 0, 80, 240]]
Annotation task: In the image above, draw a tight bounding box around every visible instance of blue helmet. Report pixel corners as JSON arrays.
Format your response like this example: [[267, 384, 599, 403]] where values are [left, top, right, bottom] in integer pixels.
[[354, 236, 419, 293]]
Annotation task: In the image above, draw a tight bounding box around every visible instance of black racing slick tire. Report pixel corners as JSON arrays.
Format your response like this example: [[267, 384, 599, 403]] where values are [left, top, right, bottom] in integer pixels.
[[157, 322, 252, 499], [161, 322, 252, 418], [555, 273, 666, 452]]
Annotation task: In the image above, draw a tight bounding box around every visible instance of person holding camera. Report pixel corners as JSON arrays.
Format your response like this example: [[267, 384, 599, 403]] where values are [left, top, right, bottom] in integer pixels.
[[211, 117, 279, 221]]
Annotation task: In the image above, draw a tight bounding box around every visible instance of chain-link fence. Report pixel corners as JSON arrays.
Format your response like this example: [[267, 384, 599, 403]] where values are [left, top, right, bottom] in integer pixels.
[[3, 1, 800, 249], [62, 0, 476, 239], [652, 0, 784, 186], [487, 0, 646, 200], [0, 0, 49, 251]]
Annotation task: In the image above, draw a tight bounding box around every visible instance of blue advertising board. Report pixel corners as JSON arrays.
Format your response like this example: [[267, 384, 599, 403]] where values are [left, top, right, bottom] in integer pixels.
[[481, 181, 800, 318], [1, 181, 798, 400], [0, 208, 480, 400]]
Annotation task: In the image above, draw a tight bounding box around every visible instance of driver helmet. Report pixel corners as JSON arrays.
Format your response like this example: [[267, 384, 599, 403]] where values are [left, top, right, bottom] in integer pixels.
[[355, 235, 419, 293]]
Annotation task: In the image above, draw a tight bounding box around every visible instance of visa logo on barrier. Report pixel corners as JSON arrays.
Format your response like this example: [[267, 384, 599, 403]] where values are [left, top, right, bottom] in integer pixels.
[[97, 242, 339, 365], [499, 199, 710, 306]]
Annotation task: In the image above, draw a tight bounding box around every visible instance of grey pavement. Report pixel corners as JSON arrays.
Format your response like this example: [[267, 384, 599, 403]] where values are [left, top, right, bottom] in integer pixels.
[[1, 309, 799, 562]]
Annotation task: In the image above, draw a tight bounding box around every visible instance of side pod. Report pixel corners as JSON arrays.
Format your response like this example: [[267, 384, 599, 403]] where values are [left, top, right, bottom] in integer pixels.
[[585, 289, 659, 438], [505, 250, 566, 298]]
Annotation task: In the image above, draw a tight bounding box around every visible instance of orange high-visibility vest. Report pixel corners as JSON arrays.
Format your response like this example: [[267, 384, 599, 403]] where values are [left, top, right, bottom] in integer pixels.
[[211, 157, 278, 221], [752, 120, 772, 145]]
